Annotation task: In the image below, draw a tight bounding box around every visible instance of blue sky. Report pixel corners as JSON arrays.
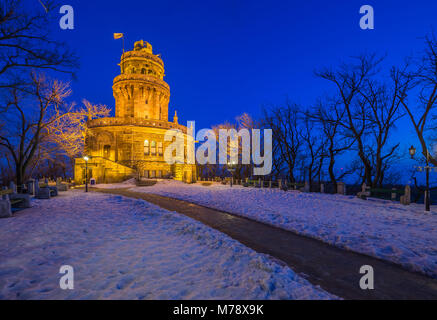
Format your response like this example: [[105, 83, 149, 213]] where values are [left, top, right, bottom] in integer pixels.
[[46, 0, 437, 182]]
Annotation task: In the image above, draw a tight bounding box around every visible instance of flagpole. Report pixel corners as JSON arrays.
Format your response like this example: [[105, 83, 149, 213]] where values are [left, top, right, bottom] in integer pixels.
[[114, 33, 125, 73]]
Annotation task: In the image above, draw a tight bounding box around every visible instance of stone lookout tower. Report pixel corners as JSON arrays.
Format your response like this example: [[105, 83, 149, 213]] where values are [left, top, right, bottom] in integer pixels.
[[74, 40, 196, 183], [113, 40, 169, 121]]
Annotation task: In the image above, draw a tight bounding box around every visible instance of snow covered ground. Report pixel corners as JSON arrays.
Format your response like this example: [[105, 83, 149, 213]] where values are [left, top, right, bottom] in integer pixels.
[[0, 190, 335, 300], [127, 180, 437, 278]]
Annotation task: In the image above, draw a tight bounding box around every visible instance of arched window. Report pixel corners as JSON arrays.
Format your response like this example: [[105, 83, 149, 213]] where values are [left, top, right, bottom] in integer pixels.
[[151, 141, 157, 155], [103, 145, 110, 158], [144, 140, 149, 155], [158, 142, 163, 156], [141, 68, 146, 74]]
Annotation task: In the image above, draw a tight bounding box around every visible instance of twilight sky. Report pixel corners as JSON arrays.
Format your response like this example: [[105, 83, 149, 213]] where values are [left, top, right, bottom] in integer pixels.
[[47, 0, 437, 182]]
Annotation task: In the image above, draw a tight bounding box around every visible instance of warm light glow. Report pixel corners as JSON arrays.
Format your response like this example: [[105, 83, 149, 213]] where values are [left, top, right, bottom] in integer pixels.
[[83, 156, 89, 162], [409, 145, 416, 158]]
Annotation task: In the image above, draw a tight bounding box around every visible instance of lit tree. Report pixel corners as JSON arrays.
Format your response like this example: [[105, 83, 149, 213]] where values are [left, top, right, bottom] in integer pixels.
[[45, 99, 110, 159]]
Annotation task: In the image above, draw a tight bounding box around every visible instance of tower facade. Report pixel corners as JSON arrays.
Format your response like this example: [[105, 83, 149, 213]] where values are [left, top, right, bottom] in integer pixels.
[[74, 40, 196, 184]]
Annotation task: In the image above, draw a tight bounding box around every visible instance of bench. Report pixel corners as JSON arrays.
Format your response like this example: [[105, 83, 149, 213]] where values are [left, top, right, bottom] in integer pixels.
[[1, 189, 26, 206], [37, 184, 58, 197], [0, 188, 31, 218]]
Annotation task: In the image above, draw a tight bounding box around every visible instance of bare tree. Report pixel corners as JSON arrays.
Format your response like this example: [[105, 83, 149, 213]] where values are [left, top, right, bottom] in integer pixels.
[[0, 0, 78, 88], [309, 99, 355, 190], [399, 33, 437, 166], [263, 101, 302, 182], [299, 112, 327, 190], [316, 54, 408, 187], [315, 55, 379, 186], [210, 113, 258, 180], [0, 72, 71, 187]]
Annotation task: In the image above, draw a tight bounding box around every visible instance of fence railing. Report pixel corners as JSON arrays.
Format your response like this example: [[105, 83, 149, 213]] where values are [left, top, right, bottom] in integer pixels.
[[198, 177, 412, 206]]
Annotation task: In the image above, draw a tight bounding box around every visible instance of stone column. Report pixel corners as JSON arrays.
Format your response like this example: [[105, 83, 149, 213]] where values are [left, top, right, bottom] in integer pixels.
[[391, 188, 397, 201], [27, 180, 35, 195], [337, 182, 346, 195], [9, 182, 16, 194], [34, 179, 39, 194], [304, 181, 310, 192], [404, 185, 411, 205]]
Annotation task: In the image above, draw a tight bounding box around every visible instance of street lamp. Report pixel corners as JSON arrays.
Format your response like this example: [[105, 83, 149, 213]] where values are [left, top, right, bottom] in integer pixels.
[[227, 161, 237, 187], [410, 145, 431, 212], [409, 145, 416, 159], [83, 156, 89, 193]]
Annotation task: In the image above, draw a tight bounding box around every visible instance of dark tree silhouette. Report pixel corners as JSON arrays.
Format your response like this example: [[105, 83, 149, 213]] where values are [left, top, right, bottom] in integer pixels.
[[0, 0, 78, 88]]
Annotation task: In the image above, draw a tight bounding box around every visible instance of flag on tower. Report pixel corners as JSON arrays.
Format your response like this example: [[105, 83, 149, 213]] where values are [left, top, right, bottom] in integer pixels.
[[113, 33, 124, 40]]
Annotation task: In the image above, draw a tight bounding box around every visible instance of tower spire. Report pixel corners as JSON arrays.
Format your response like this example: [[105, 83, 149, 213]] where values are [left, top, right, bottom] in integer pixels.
[[173, 110, 178, 124]]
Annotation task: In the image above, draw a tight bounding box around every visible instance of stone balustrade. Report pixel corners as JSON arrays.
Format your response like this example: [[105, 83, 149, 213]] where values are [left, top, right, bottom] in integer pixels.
[[87, 117, 187, 133], [113, 74, 169, 90], [121, 50, 164, 67]]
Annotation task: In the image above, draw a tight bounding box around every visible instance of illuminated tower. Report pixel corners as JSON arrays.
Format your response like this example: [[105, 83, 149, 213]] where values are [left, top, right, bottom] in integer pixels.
[[112, 40, 170, 121]]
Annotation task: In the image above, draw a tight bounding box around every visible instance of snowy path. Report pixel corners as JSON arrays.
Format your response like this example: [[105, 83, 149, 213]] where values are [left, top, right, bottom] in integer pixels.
[[95, 188, 437, 300], [112, 180, 437, 279], [0, 191, 334, 300]]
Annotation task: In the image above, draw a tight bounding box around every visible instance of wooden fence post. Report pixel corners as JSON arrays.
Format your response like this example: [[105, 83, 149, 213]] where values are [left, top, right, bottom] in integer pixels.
[[278, 180, 282, 190], [320, 183, 324, 193], [391, 188, 397, 201]]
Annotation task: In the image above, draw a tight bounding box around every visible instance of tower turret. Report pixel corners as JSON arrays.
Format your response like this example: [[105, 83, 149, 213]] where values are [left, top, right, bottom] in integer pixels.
[[112, 40, 170, 121]]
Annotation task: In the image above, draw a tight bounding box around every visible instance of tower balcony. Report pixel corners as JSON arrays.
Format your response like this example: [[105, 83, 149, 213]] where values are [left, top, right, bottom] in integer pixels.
[[121, 50, 164, 68], [113, 74, 170, 92], [87, 117, 187, 133]]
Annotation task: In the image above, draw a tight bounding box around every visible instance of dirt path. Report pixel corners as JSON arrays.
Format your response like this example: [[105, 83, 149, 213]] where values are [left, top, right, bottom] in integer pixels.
[[94, 188, 437, 300]]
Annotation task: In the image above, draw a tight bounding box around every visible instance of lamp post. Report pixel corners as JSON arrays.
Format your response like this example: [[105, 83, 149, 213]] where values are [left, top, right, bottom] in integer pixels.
[[227, 161, 236, 187], [409, 145, 431, 212], [83, 156, 89, 193]]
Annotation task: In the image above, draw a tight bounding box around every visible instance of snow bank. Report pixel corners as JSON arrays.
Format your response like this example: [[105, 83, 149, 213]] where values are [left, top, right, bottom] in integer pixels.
[[130, 180, 437, 278], [0, 190, 335, 300], [93, 178, 136, 189]]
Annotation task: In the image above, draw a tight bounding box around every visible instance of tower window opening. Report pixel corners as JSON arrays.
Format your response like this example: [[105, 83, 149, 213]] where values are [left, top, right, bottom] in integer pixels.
[[144, 140, 149, 155], [103, 145, 111, 158], [151, 141, 157, 155], [141, 68, 146, 74], [158, 142, 163, 156]]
